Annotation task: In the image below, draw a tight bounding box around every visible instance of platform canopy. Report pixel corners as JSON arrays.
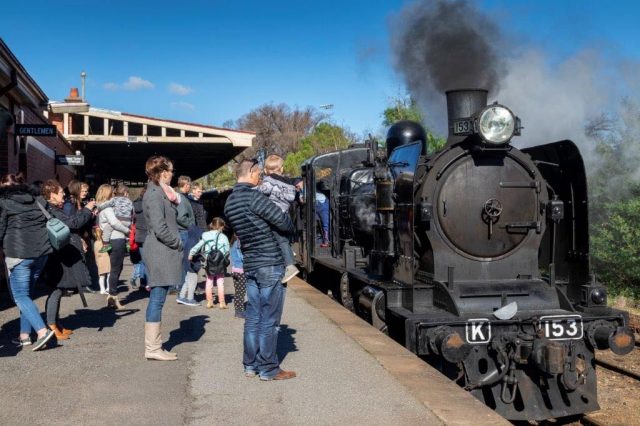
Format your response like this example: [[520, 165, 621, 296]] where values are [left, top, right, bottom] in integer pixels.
[[61, 107, 254, 184]]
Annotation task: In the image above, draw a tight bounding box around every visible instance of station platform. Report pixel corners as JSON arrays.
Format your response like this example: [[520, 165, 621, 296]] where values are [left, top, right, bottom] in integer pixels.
[[0, 264, 507, 425]]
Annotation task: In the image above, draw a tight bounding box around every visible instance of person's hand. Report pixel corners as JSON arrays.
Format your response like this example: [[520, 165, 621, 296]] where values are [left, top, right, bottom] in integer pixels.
[[188, 255, 193, 261], [85, 201, 96, 211]]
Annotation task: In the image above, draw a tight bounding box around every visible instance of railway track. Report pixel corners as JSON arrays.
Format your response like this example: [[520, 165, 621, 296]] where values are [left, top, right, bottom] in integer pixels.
[[579, 336, 640, 426]]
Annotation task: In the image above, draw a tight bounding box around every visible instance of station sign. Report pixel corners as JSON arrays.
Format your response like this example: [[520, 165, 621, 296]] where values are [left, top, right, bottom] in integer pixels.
[[15, 124, 57, 137], [55, 154, 85, 166]]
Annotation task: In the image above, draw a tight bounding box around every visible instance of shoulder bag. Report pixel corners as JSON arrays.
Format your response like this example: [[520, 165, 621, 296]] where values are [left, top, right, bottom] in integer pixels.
[[36, 201, 71, 251]]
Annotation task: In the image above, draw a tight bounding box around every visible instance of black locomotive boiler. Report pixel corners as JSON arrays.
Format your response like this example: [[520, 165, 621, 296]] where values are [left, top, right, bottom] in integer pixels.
[[296, 89, 635, 421]]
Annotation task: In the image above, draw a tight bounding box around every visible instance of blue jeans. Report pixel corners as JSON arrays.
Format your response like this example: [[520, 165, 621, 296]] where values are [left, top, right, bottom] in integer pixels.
[[243, 264, 285, 379], [146, 286, 170, 322], [132, 246, 147, 285], [315, 200, 329, 241], [275, 232, 294, 266], [9, 256, 48, 334]]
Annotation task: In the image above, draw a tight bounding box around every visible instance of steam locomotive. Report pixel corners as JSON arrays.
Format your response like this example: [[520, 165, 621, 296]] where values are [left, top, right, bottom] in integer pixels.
[[296, 89, 635, 421]]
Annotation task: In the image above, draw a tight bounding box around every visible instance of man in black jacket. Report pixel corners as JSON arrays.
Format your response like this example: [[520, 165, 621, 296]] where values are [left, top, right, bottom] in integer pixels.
[[224, 159, 296, 381]]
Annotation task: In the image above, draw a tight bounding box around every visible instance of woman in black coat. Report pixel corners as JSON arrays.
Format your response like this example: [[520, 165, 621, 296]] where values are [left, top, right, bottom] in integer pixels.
[[42, 179, 96, 340]]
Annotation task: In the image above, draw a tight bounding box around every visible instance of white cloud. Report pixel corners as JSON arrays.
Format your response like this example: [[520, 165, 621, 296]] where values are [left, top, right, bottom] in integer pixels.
[[103, 76, 155, 91], [168, 82, 193, 95], [171, 101, 195, 111], [122, 76, 154, 90]]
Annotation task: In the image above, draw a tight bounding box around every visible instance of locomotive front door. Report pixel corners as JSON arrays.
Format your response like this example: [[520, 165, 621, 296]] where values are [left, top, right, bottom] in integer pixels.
[[436, 152, 541, 261]]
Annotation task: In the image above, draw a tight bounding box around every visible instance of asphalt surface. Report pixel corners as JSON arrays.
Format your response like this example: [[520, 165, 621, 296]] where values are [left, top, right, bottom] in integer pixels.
[[0, 264, 438, 425]]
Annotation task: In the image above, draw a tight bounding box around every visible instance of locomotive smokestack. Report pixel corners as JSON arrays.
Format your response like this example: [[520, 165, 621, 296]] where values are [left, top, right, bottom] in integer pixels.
[[446, 89, 487, 144]]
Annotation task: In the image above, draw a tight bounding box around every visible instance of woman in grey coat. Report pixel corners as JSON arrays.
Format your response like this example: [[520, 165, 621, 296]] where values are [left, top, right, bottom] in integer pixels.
[[142, 155, 183, 361]]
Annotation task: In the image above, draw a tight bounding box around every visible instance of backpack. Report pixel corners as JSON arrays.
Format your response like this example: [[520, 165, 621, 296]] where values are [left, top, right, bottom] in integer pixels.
[[36, 201, 71, 251], [204, 232, 230, 276]]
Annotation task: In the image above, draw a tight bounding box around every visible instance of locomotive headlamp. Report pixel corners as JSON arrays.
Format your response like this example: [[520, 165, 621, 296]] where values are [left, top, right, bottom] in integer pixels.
[[478, 104, 517, 145]]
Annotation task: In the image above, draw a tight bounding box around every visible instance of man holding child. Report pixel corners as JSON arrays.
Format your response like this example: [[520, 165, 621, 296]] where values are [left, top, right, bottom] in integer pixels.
[[224, 159, 296, 381]]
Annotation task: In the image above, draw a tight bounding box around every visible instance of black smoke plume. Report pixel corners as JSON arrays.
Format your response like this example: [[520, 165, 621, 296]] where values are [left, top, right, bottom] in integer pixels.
[[390, 0, 506, 130]]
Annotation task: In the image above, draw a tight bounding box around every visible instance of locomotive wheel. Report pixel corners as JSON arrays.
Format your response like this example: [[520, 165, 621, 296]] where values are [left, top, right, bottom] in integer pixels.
[[338, 273, 355, 312]]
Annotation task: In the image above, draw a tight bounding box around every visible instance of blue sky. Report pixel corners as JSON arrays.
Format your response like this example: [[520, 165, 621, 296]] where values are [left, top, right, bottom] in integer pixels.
[[2, 0, 639, 138]]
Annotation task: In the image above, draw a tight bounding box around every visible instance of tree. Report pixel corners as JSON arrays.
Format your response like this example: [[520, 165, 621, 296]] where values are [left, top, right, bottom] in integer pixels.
[[283, 122, 355, 176], [586, 98, 640, 299], [234, 103, 326, 159], [201, 163, 236, 190], [591, 198, 640, 300], [382, 96, 424, 126], [382, 95, 446, 153]]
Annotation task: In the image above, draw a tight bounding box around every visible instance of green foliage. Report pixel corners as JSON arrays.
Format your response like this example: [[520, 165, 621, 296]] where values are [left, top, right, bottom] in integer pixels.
[[382, 96, 423, 126], [201, 163, 236, 190], [591, 197, 640, 299], [426, 133, 447, 153], [587, 98, 640, 301], [382, 95, 446, 154], [283, 122, 354, 176]]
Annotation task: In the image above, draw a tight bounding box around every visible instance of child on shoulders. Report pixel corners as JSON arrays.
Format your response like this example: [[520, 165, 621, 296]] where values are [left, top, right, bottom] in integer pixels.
[[256, 154, 300, 283]]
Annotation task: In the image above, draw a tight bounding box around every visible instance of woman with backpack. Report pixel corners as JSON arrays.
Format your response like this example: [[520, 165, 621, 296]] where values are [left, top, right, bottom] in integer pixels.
[[188, 217, 229, 309], [0, 173, 55, 351], [42, 179, 96, 340]]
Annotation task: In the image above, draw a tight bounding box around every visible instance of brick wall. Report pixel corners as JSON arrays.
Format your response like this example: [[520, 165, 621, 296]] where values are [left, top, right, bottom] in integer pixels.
[[1, 106, 76, 184]]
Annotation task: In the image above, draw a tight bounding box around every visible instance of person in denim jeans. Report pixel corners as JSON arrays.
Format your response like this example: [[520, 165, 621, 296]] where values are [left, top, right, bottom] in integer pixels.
[[141, 156, 183, 361], [0, 173, 55, 350], [224, 159, 296, 381]]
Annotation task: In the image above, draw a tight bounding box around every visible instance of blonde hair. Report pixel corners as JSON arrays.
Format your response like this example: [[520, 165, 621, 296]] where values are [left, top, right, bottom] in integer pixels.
[[95, 184, 114, 203], [191, 181, 203, 191], [209, 217, 226, 231], [264, 154, 284, 174]]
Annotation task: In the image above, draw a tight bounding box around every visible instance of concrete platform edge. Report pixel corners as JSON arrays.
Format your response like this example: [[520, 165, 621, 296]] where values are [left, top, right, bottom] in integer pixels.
[[288, 277, 510, 426]]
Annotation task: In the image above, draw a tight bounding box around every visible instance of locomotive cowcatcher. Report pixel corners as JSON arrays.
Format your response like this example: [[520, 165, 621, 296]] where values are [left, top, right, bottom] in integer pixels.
[[295, 89, 635, 421]]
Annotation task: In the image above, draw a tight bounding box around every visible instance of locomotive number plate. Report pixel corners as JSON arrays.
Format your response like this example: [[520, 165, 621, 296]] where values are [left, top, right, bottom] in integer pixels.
[[453, 119, 474, 135], [538, 315, 583, 340]]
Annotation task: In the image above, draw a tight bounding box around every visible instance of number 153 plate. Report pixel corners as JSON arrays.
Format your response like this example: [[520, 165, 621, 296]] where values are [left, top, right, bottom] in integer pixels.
[[538, 315, 583, 340]]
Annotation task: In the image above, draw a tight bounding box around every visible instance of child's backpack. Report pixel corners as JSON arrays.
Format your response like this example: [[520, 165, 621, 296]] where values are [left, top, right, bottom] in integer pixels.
[[205, 232, 230, 275]]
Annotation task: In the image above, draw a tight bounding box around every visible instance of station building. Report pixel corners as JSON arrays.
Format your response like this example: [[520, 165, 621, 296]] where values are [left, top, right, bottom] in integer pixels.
[[0, 38, 76, 184]]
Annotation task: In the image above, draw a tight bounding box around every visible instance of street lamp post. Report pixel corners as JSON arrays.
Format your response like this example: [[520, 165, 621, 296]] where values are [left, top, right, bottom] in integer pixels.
[[80, 71, 86, 101]]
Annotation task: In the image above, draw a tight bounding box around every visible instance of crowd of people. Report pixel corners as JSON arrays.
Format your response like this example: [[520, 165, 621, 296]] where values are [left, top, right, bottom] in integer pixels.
[[1, 154, 304, 380]]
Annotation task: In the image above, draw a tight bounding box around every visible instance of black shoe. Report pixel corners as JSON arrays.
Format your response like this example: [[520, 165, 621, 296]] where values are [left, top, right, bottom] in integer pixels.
[[84, 287, 97, 294]]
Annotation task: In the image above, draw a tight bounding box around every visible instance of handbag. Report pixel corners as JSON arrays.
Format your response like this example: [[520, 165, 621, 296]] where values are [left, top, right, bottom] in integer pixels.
[[129, 222, 139, 252], [204, 232, 230, 276], [36, 201, 71, 251]]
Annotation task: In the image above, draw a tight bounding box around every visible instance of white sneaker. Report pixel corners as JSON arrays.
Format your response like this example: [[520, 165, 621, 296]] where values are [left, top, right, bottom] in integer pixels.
[[282, 265, 300, 283]]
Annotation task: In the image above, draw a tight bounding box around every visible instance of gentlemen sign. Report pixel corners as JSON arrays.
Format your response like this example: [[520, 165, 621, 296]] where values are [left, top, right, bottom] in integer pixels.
[[15, 124, 57, 137], [55, 154, 84, 166]]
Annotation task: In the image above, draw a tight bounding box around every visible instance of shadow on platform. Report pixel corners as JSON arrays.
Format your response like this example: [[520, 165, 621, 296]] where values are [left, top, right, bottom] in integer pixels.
[[277, 324, 298, 362], [165, 315, 209, 351]]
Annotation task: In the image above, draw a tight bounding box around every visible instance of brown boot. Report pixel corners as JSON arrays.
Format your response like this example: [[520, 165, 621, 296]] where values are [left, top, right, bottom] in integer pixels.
[[49, 324, 70, 340], [144, 322, 177, 361], [57, 323, 73, 335]]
